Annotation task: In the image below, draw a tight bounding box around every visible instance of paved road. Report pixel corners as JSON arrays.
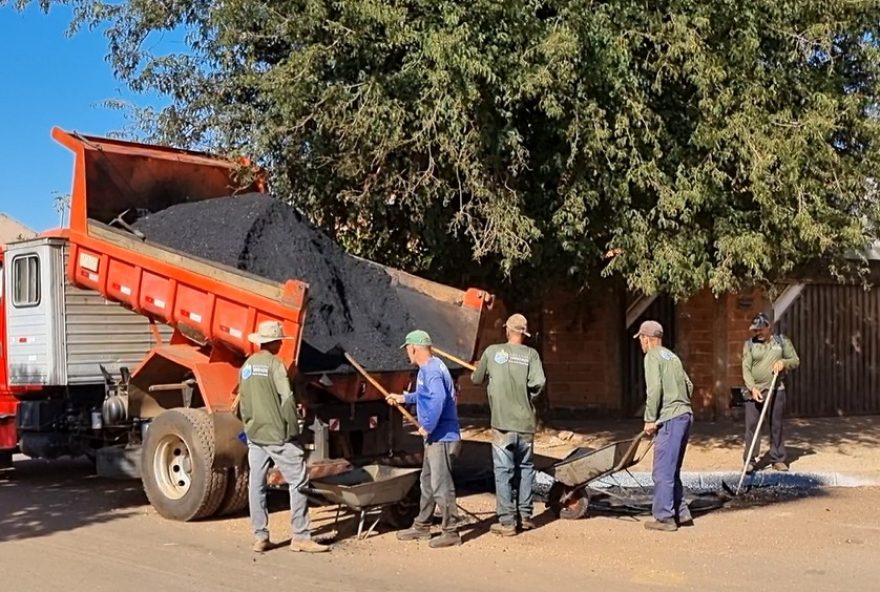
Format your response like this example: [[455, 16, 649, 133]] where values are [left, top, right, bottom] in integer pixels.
[[1, 458, 878, 592]]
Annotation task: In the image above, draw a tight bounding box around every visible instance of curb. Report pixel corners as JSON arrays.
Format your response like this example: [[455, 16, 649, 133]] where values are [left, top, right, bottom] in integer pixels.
[[585, 470, 880, 491]]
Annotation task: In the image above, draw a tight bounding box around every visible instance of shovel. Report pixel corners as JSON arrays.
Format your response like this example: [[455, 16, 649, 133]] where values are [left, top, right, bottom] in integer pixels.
[[342, 352, 426, 436], [734, 371, 780, 496], [432, 347, 476, 372]]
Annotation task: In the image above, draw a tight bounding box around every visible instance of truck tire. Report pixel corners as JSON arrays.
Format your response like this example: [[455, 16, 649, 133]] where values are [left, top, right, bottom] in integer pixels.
[[216, 465, 250, 516], [142, 408, 229, 521]]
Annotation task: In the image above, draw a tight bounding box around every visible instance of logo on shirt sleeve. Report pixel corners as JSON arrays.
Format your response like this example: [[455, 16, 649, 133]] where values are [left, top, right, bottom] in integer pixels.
[[241, 365, 253, 380]]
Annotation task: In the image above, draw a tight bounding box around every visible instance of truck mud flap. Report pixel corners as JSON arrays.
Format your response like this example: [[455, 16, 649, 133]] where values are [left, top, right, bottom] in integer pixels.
[[211, 411, 248, 469]]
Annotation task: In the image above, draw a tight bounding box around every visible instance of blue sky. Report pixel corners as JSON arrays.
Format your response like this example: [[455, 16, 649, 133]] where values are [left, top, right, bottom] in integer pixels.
[[0, 5, 166, 232]]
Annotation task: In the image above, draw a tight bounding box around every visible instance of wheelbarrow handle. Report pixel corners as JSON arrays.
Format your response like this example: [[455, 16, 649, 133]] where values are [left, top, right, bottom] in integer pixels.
[[630, 431, 655, 465]]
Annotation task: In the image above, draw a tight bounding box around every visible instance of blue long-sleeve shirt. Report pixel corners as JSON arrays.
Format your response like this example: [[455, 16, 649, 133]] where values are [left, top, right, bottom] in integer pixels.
[[403, 357, 460, 443]]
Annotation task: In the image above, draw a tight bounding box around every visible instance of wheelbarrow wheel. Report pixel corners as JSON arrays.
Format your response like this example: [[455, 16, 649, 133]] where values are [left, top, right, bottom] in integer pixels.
[[547, 483, 589, 520], [380, 483, 420, 530]]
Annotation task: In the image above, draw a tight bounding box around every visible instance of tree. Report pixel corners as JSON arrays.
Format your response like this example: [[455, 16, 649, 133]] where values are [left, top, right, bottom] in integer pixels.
[[10, 0, 880, 299]]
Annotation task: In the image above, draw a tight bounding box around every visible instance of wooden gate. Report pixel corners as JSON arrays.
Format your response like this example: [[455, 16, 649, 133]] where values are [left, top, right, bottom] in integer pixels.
[[777, 284, 880, 416]]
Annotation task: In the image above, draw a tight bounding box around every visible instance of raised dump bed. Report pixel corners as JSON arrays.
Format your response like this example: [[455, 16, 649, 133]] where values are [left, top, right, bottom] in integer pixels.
[[19, 128, 494, 522]]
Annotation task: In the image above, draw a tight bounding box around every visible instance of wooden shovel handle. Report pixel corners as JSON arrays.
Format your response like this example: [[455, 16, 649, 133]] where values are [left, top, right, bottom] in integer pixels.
[[432, 347, 477, 372], [343, 352, 424, 432]]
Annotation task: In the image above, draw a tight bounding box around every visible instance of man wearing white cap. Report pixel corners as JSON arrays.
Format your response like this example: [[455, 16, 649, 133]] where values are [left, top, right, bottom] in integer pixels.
[[471, 313, 546, 536], [239, 320, 329, 554]]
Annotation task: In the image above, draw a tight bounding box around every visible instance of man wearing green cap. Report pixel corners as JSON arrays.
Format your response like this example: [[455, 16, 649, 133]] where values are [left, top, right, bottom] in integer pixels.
[[387, 329, 462, 548], [240, 320, 329, 554]]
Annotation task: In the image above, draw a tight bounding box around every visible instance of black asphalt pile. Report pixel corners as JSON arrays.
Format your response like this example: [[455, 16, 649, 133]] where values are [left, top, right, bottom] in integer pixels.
[[132, 193, 415, 373]]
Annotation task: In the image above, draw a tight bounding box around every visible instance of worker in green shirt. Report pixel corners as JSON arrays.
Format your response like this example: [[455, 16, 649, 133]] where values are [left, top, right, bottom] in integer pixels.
[[240, 320, 329, 554], [471, 313, 546, 536], [635, 320, 694, 532], [742, 312, 800, 473]]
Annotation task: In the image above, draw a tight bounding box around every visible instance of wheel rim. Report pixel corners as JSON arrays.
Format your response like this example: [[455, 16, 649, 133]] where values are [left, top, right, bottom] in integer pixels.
[[153, 433, 193, 500]]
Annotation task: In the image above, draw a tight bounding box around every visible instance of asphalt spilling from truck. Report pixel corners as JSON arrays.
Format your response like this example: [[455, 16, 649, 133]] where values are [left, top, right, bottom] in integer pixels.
[[132, 193, 416, 374]]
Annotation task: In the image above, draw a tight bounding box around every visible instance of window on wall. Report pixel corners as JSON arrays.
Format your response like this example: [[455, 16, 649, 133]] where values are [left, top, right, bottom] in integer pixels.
[[13, 255, 40, 307]]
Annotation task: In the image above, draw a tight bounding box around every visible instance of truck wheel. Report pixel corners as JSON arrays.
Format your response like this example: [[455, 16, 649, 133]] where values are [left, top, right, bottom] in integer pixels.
[[142, 408, 228, 521], [216, 465, 250, 516]]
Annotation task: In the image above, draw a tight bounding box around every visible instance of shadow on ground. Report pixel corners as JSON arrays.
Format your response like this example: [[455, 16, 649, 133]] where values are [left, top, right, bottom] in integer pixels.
[[0, 457, 145, 543]]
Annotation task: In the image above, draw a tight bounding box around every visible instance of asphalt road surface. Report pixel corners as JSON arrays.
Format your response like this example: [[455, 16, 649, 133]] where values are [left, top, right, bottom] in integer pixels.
[[1, 458, 878, 592]]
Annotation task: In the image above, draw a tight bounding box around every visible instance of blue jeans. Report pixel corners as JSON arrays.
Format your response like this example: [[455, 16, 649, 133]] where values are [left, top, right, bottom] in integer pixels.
[[491, 429, 534, 526], [651, 413, 693, 522]]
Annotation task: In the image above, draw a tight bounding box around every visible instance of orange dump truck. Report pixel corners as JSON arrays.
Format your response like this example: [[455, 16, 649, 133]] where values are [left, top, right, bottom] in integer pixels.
[[0, 128, 492, 521]]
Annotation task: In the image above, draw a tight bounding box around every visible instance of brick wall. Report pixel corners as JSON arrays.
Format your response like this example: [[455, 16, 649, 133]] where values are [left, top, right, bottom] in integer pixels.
[[676, 289, 716, 418], [460, 283, 770, 420], [459, 286, 624, 416], [676, 288, 769, 419], [541, 287, 623, 413]]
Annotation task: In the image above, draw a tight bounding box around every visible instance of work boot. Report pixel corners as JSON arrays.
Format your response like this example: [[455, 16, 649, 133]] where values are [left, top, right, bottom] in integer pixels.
[[644, 519, 678, 532], [396, 523, 432, 541], [677, 512, 694, 527], [490, 522, 517, 537], [428, 532, 462, 548], [772, 462, 789, 472], [746, 462, 757, 474], [253, 537, 270, 553], [519, 518, 537, 531], [290, 538, 331, 553]]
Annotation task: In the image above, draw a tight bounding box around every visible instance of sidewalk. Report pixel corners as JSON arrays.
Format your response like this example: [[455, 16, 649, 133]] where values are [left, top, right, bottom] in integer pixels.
[[459, 415, 880, 485]]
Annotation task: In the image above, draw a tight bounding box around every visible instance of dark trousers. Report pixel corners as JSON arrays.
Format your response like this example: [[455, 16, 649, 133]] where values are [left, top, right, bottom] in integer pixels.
[[744, 388, 787, 464], [414, 441, 461, 533], [652, 413, 692, 522]]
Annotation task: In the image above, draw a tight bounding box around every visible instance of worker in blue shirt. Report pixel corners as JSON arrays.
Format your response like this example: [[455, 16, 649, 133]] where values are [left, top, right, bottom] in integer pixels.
[[387, 330, 462, 548]]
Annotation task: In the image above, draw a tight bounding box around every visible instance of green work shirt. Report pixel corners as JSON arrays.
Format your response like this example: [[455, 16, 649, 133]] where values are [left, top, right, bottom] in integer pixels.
[[239, 351, 301, 446], [742, 335, 800, 392], [643, 346, 693, 424], [471, 343, 546, 434]]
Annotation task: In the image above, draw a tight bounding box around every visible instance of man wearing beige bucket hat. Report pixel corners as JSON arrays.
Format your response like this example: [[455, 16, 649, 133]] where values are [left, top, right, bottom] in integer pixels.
[[239, 320, 329, 554], [471, 313, 546, 536]]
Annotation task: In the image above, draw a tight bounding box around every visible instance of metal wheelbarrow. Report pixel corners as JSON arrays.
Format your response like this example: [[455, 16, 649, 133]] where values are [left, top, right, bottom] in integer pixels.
[[546, 431, 651, 520], [306, 464, 421, 540]]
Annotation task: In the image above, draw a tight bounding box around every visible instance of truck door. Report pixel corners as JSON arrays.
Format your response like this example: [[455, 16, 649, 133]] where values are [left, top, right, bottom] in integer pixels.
[[5, 246, 54, 386]]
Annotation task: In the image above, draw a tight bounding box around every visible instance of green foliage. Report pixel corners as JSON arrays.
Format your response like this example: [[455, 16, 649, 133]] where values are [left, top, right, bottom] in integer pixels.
[[9, 0, 880, 298]]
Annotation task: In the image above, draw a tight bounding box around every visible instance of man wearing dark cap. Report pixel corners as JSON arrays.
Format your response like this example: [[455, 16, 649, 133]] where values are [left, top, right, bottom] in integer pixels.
[[742, 312, 800, 472], [471, 313, 546, 536], [634, 320, 694, 532]]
